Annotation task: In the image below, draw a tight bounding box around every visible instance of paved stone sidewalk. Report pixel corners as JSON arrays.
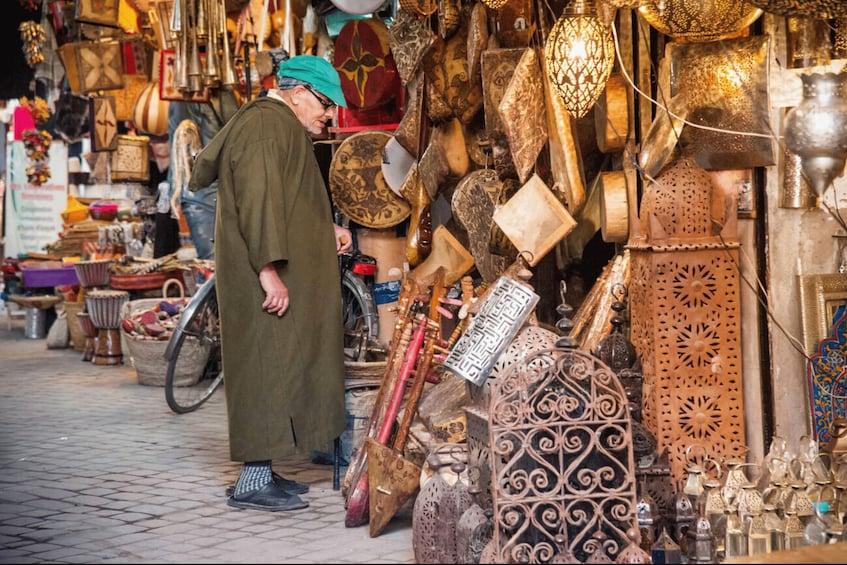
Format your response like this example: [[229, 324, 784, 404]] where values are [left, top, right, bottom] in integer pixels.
[[0, 318, 414, 564]]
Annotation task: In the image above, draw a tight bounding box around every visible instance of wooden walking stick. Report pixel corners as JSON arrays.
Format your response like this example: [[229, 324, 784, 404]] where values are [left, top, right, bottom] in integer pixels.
[[345, 313, 428, 528]]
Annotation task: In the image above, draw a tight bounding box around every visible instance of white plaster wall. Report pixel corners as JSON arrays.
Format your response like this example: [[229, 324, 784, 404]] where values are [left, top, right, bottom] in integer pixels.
[[765, 50, 847, 453]]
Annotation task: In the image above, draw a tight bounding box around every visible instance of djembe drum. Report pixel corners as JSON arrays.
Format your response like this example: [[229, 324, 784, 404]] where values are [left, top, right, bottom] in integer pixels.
[[73, 259, 114, 360], [73, 259, 113, 290], [76, 311, 98, 362], [86, 289, 129, 366]]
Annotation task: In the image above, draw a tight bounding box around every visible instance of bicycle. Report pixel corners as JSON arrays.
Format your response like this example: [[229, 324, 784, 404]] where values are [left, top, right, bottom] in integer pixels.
[[163, 250, 381, 414], [163, 274, 222, 414]]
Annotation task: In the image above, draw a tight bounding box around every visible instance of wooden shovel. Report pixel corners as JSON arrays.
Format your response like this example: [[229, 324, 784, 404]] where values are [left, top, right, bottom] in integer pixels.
[[367, 318, 439, 537], [342, 279, 419, 502], [345, 313, 429, 528]]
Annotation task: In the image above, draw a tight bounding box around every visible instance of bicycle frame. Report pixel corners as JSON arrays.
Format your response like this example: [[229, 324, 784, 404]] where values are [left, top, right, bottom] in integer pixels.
[[163, 273, 217, 363], [339, 251, 381, 361]]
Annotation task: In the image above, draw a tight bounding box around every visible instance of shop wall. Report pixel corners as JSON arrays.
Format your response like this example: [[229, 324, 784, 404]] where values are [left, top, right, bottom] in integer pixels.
[[762, 17, 847, 453]]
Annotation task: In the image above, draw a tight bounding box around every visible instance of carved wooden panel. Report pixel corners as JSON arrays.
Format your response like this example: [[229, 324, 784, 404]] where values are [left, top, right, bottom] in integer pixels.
[[806, 305, 847, 445]]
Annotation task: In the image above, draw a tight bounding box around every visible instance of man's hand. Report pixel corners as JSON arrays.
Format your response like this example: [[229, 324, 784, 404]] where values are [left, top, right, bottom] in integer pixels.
[[334, 224, 353, 254], [259, 263, 289, 316]]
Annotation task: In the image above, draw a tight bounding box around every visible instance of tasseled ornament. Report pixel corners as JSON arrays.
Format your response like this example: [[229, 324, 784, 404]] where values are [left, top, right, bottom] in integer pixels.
[[19, 21, 46, 68]]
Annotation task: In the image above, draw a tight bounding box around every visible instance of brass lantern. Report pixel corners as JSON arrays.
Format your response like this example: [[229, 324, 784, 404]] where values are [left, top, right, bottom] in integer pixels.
[[544, 0, 615, 120], [480, 0, 509, 8], [784, 72, 847, 197], [638, 0, 763, 42]]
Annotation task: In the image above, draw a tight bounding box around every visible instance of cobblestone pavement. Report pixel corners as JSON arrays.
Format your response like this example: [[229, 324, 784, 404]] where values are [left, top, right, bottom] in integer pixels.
[[0, 318, 414, 564]]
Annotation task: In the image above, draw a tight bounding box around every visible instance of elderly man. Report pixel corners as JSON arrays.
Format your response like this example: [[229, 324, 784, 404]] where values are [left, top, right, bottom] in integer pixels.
[[189, 55, 352, 512]]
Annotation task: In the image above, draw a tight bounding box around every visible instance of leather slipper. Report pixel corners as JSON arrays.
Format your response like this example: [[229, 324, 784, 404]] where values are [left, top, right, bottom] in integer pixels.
[[225, 472, 310, 497], [227, 481, 309, 512]]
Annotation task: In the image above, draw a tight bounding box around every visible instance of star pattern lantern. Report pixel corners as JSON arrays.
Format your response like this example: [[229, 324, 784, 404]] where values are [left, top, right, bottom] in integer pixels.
[[638, 0, 763, 42], [544, 0, 615, 120]]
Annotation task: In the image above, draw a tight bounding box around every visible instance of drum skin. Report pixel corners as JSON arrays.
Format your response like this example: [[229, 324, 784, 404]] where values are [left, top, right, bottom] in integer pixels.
[[334, 18, 402, 110]]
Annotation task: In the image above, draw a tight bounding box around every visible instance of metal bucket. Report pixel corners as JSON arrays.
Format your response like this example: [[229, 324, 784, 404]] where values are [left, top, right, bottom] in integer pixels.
[[24, 308, 45, 339]]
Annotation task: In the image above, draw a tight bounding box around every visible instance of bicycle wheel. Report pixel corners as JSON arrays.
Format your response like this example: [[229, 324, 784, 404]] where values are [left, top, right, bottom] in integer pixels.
[[164, 277, 224, 414], [341, 270, 379, 362]]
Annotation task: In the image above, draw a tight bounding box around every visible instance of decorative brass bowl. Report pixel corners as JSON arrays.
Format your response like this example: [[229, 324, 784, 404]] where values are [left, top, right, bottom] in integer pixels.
[[638, 0, 763, 42]]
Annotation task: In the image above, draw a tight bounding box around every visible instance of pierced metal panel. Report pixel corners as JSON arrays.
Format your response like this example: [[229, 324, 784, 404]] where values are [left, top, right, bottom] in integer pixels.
[[457, 499, 493, 564], [636, 157, 714, 240], [414, 461, 474, 564], [487, 348, 638, 563], [629, 247, 746, 484], [441, 470, 474, 563], [628, 156, 746, 485], [443, 277, 540, 387], [466, 407, 493, 511]]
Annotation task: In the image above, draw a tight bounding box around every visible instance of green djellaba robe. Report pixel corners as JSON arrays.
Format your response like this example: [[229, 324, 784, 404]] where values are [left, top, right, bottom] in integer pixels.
[[189, 96, 345, 462]]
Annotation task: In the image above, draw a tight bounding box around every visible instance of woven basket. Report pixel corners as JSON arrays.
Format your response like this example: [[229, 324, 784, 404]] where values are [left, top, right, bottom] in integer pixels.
[[124, 334, 209, 387], [344, 360, 387, 390], [64, 300, 86, 352], [110, 270, 183, 291], [121, 294, 208, 387]]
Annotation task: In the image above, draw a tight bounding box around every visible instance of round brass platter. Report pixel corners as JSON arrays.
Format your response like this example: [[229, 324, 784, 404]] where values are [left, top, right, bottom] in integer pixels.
[[329, 130, 411, 229]]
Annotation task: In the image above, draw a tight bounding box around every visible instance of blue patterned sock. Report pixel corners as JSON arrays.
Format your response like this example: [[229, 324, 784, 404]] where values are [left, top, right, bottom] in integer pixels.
[[233, 461, 273, 497]]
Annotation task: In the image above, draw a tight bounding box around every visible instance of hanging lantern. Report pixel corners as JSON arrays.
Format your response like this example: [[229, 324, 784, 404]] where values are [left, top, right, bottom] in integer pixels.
[[132, 81, 170, 137], [544, 0, 615, 120], [784, 72, 847, 197], [480, 0, 509, 8], [638, 0, 762, 42]]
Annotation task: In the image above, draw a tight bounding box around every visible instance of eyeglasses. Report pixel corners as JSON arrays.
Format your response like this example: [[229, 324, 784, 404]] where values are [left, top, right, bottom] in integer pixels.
[[304, 85, 336, 110]]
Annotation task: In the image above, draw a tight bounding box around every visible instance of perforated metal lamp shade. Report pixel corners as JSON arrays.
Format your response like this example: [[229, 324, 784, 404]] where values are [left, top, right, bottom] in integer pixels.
[[544, 1, 615, 120], [784, 72, 847, 197], [480, 0, 509, 8]]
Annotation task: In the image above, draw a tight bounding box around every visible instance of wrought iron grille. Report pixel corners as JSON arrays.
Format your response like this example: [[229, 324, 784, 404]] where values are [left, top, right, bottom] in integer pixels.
[[488, 348, 638, 563]]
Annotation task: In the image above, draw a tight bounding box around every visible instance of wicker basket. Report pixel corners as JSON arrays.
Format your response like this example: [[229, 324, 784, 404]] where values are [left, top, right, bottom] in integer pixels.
[[124, 334, 210, 387], [121, 296, 209, 387], [63, 300, 86, 352], [344, 360, 387, 389]]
